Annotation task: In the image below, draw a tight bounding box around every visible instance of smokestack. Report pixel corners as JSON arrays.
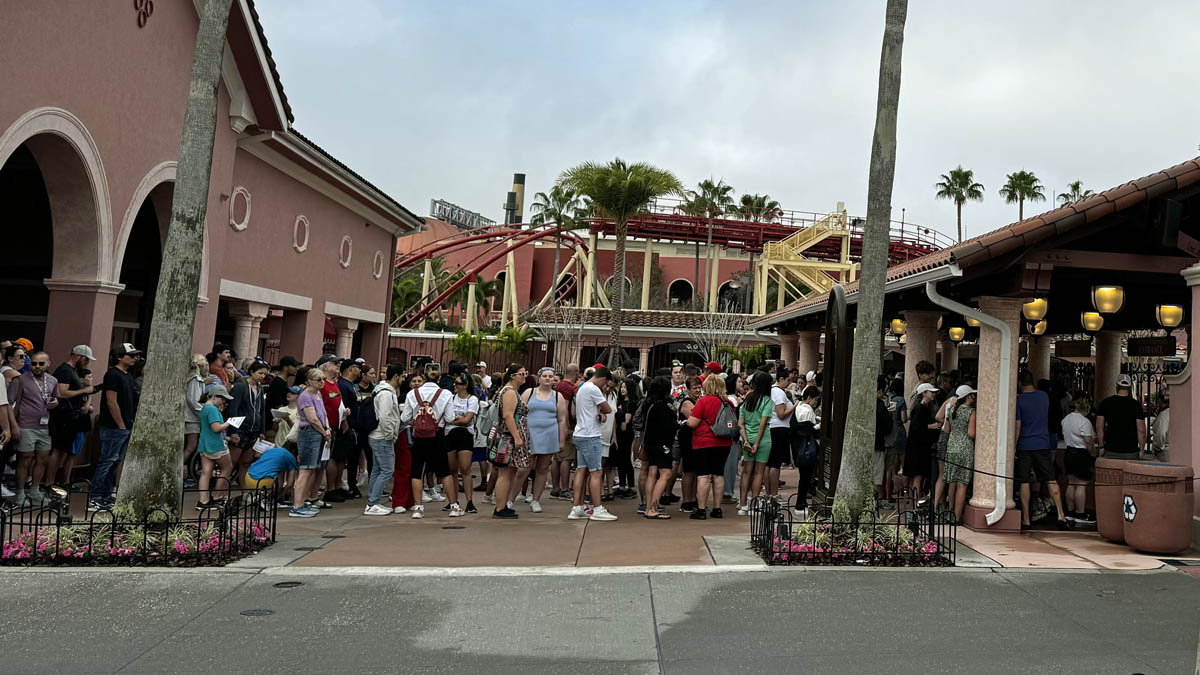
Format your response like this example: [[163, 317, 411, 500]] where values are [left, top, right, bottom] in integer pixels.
[[511, 173, 525, 225], [504, 191, 518, 225]]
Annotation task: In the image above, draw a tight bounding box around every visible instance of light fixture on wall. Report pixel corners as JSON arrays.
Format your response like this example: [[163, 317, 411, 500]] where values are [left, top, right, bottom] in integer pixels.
[[899, 334, 907, 345], [1029, 320, 1048, 336], [948, 326, 965, 342], [1022, 298, 1048, 321], [1091, 286, 1124, 314], [1155, 304, 1183, 328], [964, 316, 981, 328], [1080, 311, 1104, 333], [890, 319, 906, 336], [937, 315, 944, 330]]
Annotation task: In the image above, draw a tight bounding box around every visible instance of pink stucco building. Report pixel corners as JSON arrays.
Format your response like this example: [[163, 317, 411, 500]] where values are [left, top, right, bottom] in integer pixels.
[[0, 1, 422, 366]]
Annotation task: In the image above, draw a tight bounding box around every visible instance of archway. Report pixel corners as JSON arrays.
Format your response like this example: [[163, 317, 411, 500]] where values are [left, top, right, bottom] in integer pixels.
[[111, 181, 170, 351], [717, 281, 742, 312], [667, 279, 694, 306], [0, 112, 108, 355]]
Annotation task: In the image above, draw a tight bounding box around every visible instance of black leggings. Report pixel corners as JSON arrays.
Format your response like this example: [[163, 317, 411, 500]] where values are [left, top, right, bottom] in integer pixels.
[[795, 462, 815, 510], [615, 439, 635, 487]]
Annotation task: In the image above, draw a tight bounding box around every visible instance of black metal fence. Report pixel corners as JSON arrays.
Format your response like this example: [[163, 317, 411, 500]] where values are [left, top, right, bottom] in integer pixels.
[[749, 495, 956, 567], [0, 480, 277, 565]]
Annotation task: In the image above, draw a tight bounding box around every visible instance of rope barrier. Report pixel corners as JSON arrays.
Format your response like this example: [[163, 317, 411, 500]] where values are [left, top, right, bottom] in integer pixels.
[[929, 454, 1197, 488]]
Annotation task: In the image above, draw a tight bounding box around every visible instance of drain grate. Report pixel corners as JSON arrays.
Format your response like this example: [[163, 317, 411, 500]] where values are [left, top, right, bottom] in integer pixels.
[[240, 609, 275, 616], [441, 526, 465, 530], [273, 581, 304, 589], [293, 547, 321, 551], [320, 535, 345, 539]]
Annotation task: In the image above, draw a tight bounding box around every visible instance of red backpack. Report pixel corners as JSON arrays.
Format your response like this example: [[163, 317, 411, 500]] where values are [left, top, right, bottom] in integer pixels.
[[412, 388, 443, 439]]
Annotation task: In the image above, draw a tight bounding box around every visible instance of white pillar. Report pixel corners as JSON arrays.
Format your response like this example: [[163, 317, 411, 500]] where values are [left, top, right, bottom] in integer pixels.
[[227, 300, 269, 361], [638, 347, 650, 375], [419, 256, 433, 331], [779, 332, 797, 370], [708, 245, 721, 312], [797, 331, 821, 375], [465, 276, 478, 333], [641, 239, 653, 310], [902, 310, 939, 404], [941, 339, 960, 373], [1093, 331, 1123, 403]]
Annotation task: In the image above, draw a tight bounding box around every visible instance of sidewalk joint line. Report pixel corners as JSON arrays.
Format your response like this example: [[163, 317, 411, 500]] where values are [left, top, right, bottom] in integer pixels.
[[647, 573, 665, 675]]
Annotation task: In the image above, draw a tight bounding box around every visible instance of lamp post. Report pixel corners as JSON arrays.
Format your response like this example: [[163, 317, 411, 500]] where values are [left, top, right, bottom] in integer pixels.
[[1091, 286, 1124, 314], [1081, 311, 1104, 334], [1155, 304, 1184, 328]]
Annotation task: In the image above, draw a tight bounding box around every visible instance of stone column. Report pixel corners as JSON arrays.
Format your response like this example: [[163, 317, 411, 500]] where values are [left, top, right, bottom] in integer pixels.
[[279, 309, 324, 363], [1093, 331, 1123, 403], [902, 310, 940, 403], [940, 339, 959, 373], [779, 331, 797, 370], [641, 239, 653, 310], [638, 347, 650, 375], [42, 279, 123, 365], [1171, 264, 1200, 513], [465, 275, 478, 333], [1027, 337, 1051, 382], [796, 331, 821, 376], [331, 317, 359, 359], [418, 256, 433, 331], [708, 246, 721, 312], [227, 300, 269, 361], [965, 297, 1023, 531], [359, 322, 386, 368]]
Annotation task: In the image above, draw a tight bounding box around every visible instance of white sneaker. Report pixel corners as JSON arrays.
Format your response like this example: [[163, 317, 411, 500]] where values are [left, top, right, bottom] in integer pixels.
[[483, 494, 495, 505], [506, 501, 514, 510], [737, 506, 749, 516], [432, 488, 447, 502], [514, 494, 527, 503], [567, 505, 589, 520], [589, 505, 617, 521], [422, 489, 434, 503], [392, 506, 407, 514], [363, 504, 391, 516], [0, 485, 13, 498], [411, 505, 425, 519], [793, 508, 808, 519], [528, 499, 543, 513], [448, 503, 463, 518]]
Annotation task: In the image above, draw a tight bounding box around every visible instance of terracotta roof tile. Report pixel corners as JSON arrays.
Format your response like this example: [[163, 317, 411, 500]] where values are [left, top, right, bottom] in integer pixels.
[[1146, 178, 1180, 200], [1175, 169, 1200, 189], [1133, 172, 1169, 190], [1053, 211, 1087, 234], [1011, 216, 1047, 236], [1083, 200, 1116, 222], [1071, 194, 1109, 213], [1165, 160, 1200, 178], [1103, 182, 1138, 202], [1112, 189, 1145, 212]]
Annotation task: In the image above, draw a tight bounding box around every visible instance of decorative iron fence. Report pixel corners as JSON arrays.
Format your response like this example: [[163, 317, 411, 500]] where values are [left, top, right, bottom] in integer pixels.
[[1, 480, 277, 565], [749, 495, 956, 567], [1051, 358, 1095, 399]]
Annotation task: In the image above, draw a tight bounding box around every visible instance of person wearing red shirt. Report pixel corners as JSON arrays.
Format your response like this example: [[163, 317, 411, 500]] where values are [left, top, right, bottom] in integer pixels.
[[684, 374, 733, 520], [313, 355, 345, 503]]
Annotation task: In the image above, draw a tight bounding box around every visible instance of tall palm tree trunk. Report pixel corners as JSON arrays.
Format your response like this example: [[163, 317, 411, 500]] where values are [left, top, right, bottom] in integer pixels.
[[1018, 198, 1024, 221], [117, 0, 235, 516], [956, 201, 963, 242], [834, 0, 907, 519], [609, 219, 628, 366]]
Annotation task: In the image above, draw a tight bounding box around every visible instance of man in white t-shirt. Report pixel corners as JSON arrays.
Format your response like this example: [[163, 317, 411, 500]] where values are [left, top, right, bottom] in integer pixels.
[[568, 367, 617, 521], [766, 369, 797, 499], [475, 362, 492, 391]]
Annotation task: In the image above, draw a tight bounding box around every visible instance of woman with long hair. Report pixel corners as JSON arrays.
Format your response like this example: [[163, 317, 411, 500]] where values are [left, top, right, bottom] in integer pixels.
[[904, 383, 941, 500], [613, 377, 640, 498], [943, 385, 977, 522], [885, 377, 908, 503], [444, 372, 480, 516], [737, 371, 773, 514], [183, 354, 208, 485], [492, 364, 531, 519], [1061, 394, 1097, 524], [792, 385, 821, 517], [641, 376, 677, 519], [683, 375, 734, 519], [677, 376, 702, 513], [520, 366, 567, 513]]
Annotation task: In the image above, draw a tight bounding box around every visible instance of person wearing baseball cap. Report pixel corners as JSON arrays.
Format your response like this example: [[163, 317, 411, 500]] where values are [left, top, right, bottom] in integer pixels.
[[1095, 374, 1146, 461], [49, 344, 98, 486], [704, 361, 722, 376], [266, 356, 301, 411], [475, 361, 492, 390], [195, 384, 236, 510], [902, 382, 940, 501], [88, 343, 143, 510]]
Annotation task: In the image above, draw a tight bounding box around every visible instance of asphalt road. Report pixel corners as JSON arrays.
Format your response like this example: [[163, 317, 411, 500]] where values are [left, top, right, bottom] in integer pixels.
[[0, 567, 1196, 674]]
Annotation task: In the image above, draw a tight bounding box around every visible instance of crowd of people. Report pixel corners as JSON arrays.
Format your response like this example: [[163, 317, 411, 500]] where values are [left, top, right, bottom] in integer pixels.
[[0, 335, 1173, 530]]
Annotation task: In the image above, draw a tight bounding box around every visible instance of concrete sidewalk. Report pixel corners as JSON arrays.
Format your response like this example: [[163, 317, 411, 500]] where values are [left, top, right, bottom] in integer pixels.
[[0, 566, 1197, 674]]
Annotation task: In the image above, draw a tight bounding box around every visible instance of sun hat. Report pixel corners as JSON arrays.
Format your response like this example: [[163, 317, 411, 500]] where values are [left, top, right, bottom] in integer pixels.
[[955, 385, 977, 398], [206, 385, 234, 400], [915, 383, 938, 395]]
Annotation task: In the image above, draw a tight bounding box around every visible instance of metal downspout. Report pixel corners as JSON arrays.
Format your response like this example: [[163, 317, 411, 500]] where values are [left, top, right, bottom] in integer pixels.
[[924, 279, 1011, 526]]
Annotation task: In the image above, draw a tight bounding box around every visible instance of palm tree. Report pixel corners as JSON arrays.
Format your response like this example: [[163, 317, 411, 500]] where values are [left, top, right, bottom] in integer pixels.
[[116, 0, 236, 516], [494, 325, 537, 355], [739, 193, 781, 222], [934, 166, 984, 242], [560, 159, 682, 365], [999, 170, 1046, 221], [530, 184, 591, 294], [1057, 180, 1094, 205], [685, 179, 735, 307], [834, 0, 908, 520]]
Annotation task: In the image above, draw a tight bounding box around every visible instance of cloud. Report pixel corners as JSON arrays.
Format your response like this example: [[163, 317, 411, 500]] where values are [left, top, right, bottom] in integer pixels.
[[255, 0, 1200, 241]]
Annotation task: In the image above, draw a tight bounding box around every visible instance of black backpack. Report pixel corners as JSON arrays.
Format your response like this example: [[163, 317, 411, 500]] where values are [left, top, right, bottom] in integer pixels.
[[354, 391, 379, 433]]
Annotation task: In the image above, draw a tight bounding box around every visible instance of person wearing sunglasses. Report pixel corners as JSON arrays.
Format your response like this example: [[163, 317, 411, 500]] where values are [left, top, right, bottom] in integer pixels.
[[8, 351, 60, 506]]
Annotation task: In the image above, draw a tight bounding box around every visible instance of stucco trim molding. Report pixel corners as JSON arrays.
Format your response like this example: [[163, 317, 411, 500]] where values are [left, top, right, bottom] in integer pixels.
[[293, 215, 310, 253], [113, 161, 177, 280], [228, 185, 251, 231], [324, 301, 384, 324], [339, 236, 353, 268], [372, 250, 386, 279], [43, 278, 126, 295], [0, 106, 114, 283], [219, 279, 312, 311]]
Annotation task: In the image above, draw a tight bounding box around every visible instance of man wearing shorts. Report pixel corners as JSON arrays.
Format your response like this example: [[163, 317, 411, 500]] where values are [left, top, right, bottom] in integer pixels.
[[51, 345, 96, 487], [568, 367, 617, 521], [8, 351, 60, 506], [314, 355, 347, 501], [400, 366, 452, 519], [1015, 370, 1067, 529]]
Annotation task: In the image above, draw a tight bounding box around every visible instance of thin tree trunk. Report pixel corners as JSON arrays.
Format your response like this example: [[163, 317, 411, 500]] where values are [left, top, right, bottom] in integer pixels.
[[608, 219, 628, 367], [552, 221, 562, 302], [694, 241, 700, 308], [116, 0, 235, 516], [1019, 198, 1024, 221], [833, 0, 907, 520], [956, 201, 963, 242]]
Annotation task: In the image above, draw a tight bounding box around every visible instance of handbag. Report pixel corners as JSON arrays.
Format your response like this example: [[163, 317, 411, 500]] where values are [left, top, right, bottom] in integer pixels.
[[487, 429, 512, 467]]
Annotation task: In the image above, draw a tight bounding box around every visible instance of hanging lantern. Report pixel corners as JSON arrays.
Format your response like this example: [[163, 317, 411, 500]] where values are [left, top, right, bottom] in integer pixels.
[[899, 334, 907, 345], [1155, 304, 1184, 328], [1080, 311, 1104, 333], [937, 315, 944, 330], [1022, 298, 1048, 321], [964, 316, 981, 328], [948, 326, 965, 342], [1091, 286, 1124, 314], [1029, 320, 1047, 336], [890, 319, 906, 336]]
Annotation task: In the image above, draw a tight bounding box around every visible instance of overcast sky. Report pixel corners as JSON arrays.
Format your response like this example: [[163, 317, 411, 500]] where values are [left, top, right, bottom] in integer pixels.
[[256, 0, 1200, 242]]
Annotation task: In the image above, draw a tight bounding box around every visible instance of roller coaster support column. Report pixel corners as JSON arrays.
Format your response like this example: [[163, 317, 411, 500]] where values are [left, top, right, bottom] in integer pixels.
[[583, 232, 598, 310], [419, 255, 433, 331], [507, 252, 520, 326], [776, 271, 786, 311], [465, 274, 478, 334], [641, 239, 653, 310], [708, 245, 721, 312]]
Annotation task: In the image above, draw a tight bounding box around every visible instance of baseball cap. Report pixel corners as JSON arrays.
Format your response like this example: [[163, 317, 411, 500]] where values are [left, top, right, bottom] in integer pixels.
[[592, 363, 605, 370], [1116, 375, 1132, 389], [71, 344, 96, 360], [354, 357, 366, 365], [671, 360, 683, 367], [206, 384, 234, 400], [314, 354, 338, 367], [288, 385, 302, 395], [915, 383, 938, 395], [704, 361, 722, 374], [14, 338, 34, 352], [113, 343, 143, 357], [806, 370, 816, 382], [955, 385, 977, 398], [476, 361, 487, 368], [278, 355, 301, 368]]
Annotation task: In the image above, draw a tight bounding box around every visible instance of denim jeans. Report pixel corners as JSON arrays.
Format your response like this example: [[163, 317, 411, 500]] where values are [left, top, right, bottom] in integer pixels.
[[91, 427, 132, 502], [367, 438, 396, 506]]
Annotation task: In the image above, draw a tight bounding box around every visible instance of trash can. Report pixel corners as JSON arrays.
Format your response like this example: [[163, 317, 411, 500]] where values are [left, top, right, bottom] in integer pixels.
[[1095, 458, 1132, 543], [1122, 462, 1195, 555]]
